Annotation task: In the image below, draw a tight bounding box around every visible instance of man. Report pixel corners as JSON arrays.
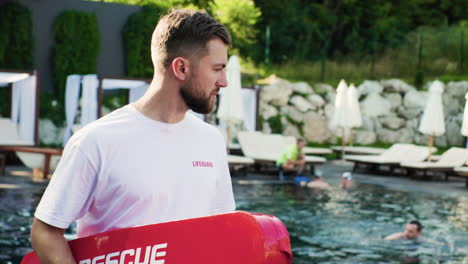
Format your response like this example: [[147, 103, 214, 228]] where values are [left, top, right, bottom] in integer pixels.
[[276, 138, 306, 179], [30, 9, 235, 263], [384, 220, 423, 241], [340, 172, 352, 189]]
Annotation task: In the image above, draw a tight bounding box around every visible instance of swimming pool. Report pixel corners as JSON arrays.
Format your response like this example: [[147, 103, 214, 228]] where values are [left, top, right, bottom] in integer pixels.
[[1, 168, 467, 264]]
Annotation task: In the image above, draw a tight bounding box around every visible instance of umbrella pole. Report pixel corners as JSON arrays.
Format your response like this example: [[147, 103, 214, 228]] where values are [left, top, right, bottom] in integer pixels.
[[341, 127, 345, 160], [226, 125, 231, 154], [349, 128, 354, 146], [428, 135, 434, 155]]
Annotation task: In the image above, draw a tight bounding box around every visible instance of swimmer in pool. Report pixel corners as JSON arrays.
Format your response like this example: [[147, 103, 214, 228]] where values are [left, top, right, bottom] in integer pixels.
[[385, 220, 423, 241]]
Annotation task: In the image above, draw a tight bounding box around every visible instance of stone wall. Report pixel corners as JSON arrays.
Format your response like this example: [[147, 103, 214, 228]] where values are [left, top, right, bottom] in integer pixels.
[[259, 76, 468, 147]]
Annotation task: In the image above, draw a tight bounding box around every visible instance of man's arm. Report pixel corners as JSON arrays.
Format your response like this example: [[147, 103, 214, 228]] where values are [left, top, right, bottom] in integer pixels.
[[384, 232, 404, 240], [30, 217, 76, 264]]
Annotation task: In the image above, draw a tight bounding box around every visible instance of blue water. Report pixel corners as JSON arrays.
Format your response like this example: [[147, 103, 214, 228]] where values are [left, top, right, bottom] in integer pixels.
[[1, 169, 468, 263]]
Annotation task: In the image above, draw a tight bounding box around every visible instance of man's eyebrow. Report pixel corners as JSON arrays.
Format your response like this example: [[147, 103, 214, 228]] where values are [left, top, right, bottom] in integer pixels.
[[213, 63, 226, 68]]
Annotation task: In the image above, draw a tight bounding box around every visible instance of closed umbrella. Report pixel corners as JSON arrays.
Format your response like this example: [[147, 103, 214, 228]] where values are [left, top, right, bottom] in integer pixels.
[[418, 80, 445, 151], [330, 79, 349, 149], [346, 83, 362, 146], [461, 92, 468, 147], [217, 55, 244, 151]]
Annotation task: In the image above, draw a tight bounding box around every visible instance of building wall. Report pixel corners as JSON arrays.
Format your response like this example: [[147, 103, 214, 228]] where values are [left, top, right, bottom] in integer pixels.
[[3, 0, 143, 93]]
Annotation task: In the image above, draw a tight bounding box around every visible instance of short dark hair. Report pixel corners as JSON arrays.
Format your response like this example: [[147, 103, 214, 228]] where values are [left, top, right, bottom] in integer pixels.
[[297, 138, 304, 144], [151, 9, 232, 71], [409, 220, 423, 232]]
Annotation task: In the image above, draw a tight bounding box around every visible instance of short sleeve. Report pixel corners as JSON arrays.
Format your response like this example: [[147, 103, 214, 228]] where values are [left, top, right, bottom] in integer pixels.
[[34, 142, 98, 229]]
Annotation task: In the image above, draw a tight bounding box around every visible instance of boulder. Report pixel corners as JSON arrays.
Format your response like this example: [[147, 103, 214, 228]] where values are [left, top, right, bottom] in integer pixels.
[[446, 119, 464, 146], [354, 130, 377, 145], [397, 106, 422, 120], [290, 95, 316, 112], [446, 81, 468, 98], [283, 123, 303, 139], [291, 82, 314, 95], [384, 93, 402, 111], [303, 112, 331, 143], [380, 115, 406, 130], [403, 90, 428, 109], [260, 77, 293, 106], [315, 83, 335, 94], [281, 105, 304, 123], [380, 79, 415, 93], [358, 80, 383, 96], [260, 103, 278, 120], [360, 93, 391, 117], [307, 94, 325, 109]]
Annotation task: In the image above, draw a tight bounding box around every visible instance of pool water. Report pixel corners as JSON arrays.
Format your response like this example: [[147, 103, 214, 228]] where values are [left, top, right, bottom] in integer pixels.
[[1, 172, 468, 264]]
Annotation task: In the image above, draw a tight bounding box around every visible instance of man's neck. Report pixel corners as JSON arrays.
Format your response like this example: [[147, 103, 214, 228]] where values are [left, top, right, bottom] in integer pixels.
[[132, 76, 188, 124]]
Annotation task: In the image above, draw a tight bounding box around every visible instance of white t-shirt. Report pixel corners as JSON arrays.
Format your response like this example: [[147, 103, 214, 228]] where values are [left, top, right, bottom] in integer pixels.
[[35, 105, 235, 238]]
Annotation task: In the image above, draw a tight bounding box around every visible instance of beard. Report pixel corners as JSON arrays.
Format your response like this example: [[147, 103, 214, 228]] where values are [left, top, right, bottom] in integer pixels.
[[180, 75, 218, 114]]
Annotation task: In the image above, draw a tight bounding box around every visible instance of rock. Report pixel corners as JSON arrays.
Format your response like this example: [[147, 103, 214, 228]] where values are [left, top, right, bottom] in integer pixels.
[[380, 115, 406, 130], [281, 105, 304, 123], [323, 103, 334, 120], [398, 128, 414, 143], [361, 116, 376, 131], [290, 95, 316, 112], [303, 112, 331, 143], [283, 123, 303, 139], [358, 80, 383, 96], [443, 94, 461, 116], [434, 135, 448, 147], [260, 103, 278, 120], [397, 106, 422, 120], [403, 90, 428, 109], [291, 82, 314, 95], [446, 119, 464, 146], [260, 77, 293, 106], [384, 93, 402, 111], [307, 94, 325, 108], [377, 129, 400, 143], [261, 121, 271, 134], [446, 81, 468, 97], [315, 83, 334, 94], [380, 79, 415, 93], [406, 118, 419, 131], [355, 130, 377, 145], [413, 133, 430, 146], [360, 93, 391, 117]]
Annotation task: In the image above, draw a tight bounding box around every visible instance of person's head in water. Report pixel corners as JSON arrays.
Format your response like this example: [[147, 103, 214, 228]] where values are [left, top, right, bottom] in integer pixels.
[[404, 220, 423, 240], [151, 9, 231, 114], [341, 172, 352, 189]]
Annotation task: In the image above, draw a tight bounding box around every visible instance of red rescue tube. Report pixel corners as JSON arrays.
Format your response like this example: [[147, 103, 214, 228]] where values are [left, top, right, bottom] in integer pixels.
[[21, 211, 293, 264]]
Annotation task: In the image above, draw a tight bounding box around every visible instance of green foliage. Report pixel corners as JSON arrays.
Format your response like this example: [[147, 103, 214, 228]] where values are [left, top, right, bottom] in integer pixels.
[[0, 2, 34, 69], [267, 114, 283, 134], [210, 0, 261, 57], [52, 10, 100, 123], [122, 4, 168, 78]]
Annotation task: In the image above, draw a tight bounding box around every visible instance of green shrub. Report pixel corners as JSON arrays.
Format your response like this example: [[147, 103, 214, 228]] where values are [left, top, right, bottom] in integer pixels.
[[123, 4, 168, 78], [0, 2, 33, 69], [52, 10, 100, 123]]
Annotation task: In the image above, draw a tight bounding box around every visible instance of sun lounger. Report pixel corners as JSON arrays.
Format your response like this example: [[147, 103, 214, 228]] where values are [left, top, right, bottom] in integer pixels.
[[344, 143, 432, 174], [453, 167, 468, 187], [400, 147, 468, 180], [331, 146, 386, 158], [0, 146, 62, 179]]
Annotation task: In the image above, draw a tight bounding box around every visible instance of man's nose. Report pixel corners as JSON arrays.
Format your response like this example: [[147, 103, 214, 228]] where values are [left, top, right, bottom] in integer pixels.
[[217, 71, 228, 88]]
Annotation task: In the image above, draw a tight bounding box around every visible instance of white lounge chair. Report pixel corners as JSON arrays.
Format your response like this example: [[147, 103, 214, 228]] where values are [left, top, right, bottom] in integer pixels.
[[344, 143, 432, 174], [401, 147, 468, 180], [453, 167, 468, 187]]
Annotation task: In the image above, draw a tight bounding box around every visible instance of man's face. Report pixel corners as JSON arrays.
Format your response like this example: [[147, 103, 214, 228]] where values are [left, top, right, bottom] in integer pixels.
[[297, 141, 305, 150], [403, 224, 421, 240], [180, 38, 228, 114]]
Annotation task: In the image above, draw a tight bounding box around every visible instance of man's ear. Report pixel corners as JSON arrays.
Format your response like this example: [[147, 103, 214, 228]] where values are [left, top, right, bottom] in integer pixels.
[[171, 57, 190, 81]]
